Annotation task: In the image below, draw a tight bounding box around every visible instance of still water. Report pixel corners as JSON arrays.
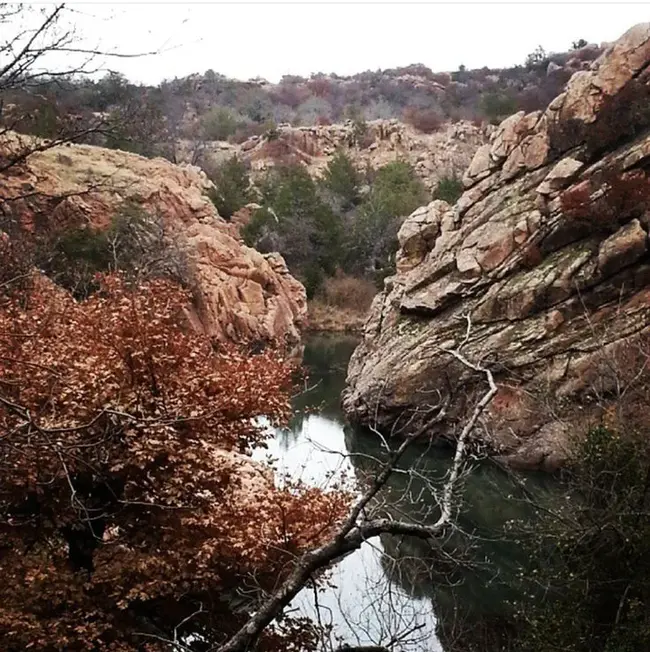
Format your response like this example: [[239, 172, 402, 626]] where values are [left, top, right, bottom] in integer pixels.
[[254, 335, 554, 651]]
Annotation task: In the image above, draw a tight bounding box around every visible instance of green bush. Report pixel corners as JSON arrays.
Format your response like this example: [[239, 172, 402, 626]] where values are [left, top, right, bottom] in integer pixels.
[[480, 92, 518, 124], [200, 106, 241, 141], [367, 160, 429, 218], [341, 160, 429, 277], [245, 165, 344, 297], [40, 203, 189, 297], [509, 426, 650, 652], [321, 149, 360, 209], [208, 156, 251, 219], [104, 97, 168, 158], [433, 175, 464, 204]]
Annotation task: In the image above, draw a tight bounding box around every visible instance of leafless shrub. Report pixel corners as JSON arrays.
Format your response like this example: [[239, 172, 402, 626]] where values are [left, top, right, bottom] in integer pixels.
[[316, 274, 377, 312], [403, 107, 444, 134]]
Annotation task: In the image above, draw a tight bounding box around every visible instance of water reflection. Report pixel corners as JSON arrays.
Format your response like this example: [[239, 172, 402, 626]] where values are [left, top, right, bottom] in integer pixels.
[[255, 334, 554, 651]]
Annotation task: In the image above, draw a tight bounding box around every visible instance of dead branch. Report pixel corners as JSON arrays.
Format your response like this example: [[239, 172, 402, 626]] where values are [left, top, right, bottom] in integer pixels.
[[216, 325, 498, 652]]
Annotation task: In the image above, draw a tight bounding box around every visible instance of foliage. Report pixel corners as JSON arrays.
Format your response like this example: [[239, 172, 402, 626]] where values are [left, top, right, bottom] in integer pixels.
[[525, 45, 548, 70], [18, 97, 61, 138], [37, 202, 191, 298], [433, 175, 464, 204], [320, 149, 360, 210], [572, 38, 588, 50], [243, 165, 344, 297], [245, 158, 427, 287], [403, 107, 444, 133], [345, 104, 370, 147], [365, 160, 429, 219], [480, 92, 518, 124], [509, 426, 650, 652], [0, 271, 350, 650], [105, 94, 169, 158], [296, 96, 333, 125], [332, 159, 428, 278], [208, 155, 252, 219], [200, 106, 242, 141]]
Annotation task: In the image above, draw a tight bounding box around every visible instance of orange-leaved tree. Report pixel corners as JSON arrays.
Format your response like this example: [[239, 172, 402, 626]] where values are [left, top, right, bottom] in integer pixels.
[[0, 253, 349, 650]]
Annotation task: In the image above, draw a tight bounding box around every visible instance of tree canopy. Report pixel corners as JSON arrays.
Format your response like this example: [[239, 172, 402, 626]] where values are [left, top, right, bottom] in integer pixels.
[[0, 257, 349, 650]]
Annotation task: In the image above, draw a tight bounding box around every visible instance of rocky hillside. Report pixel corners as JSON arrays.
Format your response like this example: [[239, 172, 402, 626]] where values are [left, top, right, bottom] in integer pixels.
[[181, 119, 490, 194], [0, 136, 306, 347], [163, 42, 604, 127], [6, 41, 605, 164], [343, 24, 650, 470]]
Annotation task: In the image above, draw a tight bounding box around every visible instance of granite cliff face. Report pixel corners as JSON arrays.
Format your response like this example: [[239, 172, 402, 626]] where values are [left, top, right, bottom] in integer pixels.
[[343, 24, 650, 469], [0, 138, 306, 347], [179, 119, 490, 194]]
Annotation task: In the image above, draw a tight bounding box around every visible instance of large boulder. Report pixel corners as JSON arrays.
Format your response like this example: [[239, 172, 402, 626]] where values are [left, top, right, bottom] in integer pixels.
[[0, 137, 306, 347], [343, 24, 650, 470]]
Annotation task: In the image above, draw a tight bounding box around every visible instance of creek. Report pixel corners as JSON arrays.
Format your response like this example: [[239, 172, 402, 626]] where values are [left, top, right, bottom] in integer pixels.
[[253, 334, 558, 651]]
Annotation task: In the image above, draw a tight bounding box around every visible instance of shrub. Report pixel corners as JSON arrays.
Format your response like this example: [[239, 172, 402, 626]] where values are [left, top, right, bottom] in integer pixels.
[[403, 106, 444, 133], [368, 160, 429, 218], [104, 94, 169, 158], [344, 161, 429, 277], [245, 165, 344, 297], [207, 155, 252, 219], [296, 96, 333, 125], [39, 202, 190, 297], [0, 273, 349, 650], [316, 273, 377, 312], [344, 104, 370, 147], [433, 175, 464, 204], [307, 77, 332, 99], [321, 149, 360, 209], [524, 45, 548, 70], [200, 106, 241, 140], [510, 425, 650, 652], [480, 92, 518, 124], [228, 120, 268, 144]]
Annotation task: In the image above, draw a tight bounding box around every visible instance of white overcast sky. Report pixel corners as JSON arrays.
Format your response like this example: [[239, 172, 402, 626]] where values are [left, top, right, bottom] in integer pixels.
[[49, 2, 650, 84]]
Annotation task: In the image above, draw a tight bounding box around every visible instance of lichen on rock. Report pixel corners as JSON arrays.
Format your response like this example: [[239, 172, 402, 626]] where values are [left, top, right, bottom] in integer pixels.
[[343, 23, 650, 470]]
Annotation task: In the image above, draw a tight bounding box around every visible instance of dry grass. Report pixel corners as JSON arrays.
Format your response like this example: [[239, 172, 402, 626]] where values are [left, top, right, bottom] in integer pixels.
[[307, 274, 377, 333], [317, 274, 377, 312], [307, 301, 368, 333]]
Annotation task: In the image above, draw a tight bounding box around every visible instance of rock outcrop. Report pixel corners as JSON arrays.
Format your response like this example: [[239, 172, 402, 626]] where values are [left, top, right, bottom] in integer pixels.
[[179, 120, 490, 194], [0, 137, 306, 347], [343, 24, 650, 469]]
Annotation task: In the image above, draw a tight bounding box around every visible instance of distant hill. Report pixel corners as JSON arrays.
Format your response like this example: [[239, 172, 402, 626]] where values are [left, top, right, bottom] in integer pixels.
[[4, 41, 605, 151]]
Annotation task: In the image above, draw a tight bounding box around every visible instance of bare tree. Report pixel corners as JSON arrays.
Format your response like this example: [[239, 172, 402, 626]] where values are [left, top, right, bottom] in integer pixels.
[[0, 3, 167, 174]]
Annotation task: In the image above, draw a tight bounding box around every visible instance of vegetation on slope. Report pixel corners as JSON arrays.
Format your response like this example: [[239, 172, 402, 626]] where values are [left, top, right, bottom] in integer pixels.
[[230, 152, 428, 297]]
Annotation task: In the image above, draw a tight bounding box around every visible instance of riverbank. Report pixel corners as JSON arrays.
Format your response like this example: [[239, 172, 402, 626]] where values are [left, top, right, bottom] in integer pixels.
[[305, 300, 367, 333]]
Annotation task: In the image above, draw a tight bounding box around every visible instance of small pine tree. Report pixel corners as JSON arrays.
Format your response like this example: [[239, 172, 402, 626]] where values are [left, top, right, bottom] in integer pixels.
[[321, 150, 360, 209]]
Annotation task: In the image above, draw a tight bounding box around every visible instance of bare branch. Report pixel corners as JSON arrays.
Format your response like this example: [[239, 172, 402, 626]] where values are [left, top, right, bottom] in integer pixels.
[[216, 321, 498, 652]]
